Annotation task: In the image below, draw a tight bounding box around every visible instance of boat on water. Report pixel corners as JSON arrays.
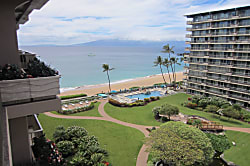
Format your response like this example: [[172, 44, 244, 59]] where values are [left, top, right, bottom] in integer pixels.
[[88, 53, 96, 56]]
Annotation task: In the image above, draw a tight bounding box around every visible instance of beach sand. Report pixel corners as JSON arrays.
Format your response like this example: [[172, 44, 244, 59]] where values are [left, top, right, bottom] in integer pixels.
[[60, 72, 185, 96]]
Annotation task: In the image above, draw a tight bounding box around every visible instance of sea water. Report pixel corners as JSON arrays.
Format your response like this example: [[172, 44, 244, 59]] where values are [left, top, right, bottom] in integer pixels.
[[21, 46, 185, 88]]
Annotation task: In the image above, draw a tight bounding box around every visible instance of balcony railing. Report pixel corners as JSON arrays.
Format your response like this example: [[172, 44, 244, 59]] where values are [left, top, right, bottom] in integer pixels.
[[237, 30, 250, 34], [234, 56, 250, 60], [208, 62, 230, 66], [186, 27, 193, 31], [186, 34, 192, 38], [230, 79, 250, 85], [232, 72, 250, 77], [208, 69, 228, 73], [230, 87, 249, 93], [234, 48, 250, 52], [228, 94, 250, 101], [233, 64, 250, 68], [209, 55, 232, 59], [207, 89, 224, 95]]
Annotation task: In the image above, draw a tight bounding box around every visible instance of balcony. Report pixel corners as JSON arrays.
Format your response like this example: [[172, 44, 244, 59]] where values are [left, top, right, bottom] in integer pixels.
[[232, 72, 250, 77], [228, 94, 250, 102], [234, 48, 250, 52], [232, 64, 250, 68], [230, 79, 250, 85], [185, 47, 191, 51], [0, 76, 60, 105], [230, 87, 249, 93], [186, 27, 193, 31], [186, 34, 192, 38], [183, 53, 190, 57], [207, 69, 228, 74], [185, 41, 191, 44], [234, 56, 250, 60], [207, 89, 224, 95], [237, 30, 250, 35], [187, 21, 193, 25]]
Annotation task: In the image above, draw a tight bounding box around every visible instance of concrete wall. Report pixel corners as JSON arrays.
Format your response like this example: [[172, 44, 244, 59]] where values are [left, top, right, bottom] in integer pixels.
[[9, 117, 32, 165]]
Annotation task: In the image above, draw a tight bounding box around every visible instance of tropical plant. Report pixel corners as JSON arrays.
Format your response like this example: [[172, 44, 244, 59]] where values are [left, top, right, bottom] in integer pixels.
[[161, 44, 175, 83], [162, 58, 172, 84], [159, 103, 179, 120], [53, 125, 68, 143], [153, 56, 167, 87], [223, 106, 241, 120], [57, 140, 75, 157], [102, 64, 114, 93], [0, 64, 27, 80], [146, 122, 214, 166]]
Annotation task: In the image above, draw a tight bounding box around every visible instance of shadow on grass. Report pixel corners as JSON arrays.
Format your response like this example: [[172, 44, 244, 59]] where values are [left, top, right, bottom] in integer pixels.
[[211, 115, 243, 125]]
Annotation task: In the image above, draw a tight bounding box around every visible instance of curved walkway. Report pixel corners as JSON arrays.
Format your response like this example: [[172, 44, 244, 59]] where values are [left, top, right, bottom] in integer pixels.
[[44, 100, 250, 166]]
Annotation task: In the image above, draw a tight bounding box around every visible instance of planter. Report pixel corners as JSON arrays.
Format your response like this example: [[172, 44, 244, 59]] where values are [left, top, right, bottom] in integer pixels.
[[0, 76, 60, 104]]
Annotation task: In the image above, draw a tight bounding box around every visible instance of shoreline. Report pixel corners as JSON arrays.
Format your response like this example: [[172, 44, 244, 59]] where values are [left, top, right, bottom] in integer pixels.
[[60, 71, 185, 96]]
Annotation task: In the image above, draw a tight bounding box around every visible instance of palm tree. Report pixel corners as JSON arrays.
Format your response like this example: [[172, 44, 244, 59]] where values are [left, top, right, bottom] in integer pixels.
[[102, 64, 114, 93], [154, 56, 167, 87], [162, 44, 175, 84], [163, 58, 172, 84], [170, 57, 182, 89]]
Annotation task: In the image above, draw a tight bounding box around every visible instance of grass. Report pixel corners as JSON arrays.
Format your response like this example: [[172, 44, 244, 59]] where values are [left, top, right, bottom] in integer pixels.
[[224, 130, 250, 166], [105, 93, 250, 128], [38, 114, 144, 166], [51, 102, 102, 117]]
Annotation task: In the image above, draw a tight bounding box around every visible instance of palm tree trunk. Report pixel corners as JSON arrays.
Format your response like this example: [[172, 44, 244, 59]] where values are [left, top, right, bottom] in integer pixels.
[[107, 71, 111, 93], [166, 67, 172, 84], [169, 54, 174, 85], [160, 65, 167, 87], [173, 63, 176, 90]]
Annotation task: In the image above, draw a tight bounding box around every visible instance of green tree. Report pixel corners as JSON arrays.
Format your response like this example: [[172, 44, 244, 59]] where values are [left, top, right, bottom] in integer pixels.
[[146, 122, 214, 166], [161, 44, 175, 83], [102, 64, 114, 93], [206, 133, 231, 154], [163, 58, 172, 84], [153, 56, 167, 87], [159, 103, 179, 120], [152, 106, 161, 119]]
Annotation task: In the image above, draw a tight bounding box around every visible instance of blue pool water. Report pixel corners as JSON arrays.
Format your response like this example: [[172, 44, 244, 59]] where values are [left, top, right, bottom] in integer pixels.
[[126, 91, 162, 100]]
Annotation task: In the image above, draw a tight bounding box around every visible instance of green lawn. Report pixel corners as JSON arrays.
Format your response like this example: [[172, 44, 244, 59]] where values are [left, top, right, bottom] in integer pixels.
[[51, 102, 102, 117], [105, 93, 250, 128], [224, 131, 250, 166], [38, 114, 144, 166]]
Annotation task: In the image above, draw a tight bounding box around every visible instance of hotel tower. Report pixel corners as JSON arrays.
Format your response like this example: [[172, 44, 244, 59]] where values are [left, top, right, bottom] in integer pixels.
[[185, 6, 250, 108]]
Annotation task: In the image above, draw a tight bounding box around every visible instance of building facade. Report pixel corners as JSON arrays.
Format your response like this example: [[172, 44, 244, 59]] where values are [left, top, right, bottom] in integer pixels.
[[185, 6, 250, 108]]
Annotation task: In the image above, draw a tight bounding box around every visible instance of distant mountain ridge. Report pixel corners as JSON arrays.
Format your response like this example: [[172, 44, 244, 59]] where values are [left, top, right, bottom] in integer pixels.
[[72, 39, 185, 47]]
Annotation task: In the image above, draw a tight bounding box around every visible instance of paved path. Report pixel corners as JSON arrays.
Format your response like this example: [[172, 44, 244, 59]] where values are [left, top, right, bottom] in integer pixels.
[[44, 100, 250, 166]]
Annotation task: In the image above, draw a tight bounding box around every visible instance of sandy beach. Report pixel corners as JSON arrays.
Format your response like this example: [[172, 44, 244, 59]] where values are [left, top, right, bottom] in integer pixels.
[[60, 72, 185, 96]]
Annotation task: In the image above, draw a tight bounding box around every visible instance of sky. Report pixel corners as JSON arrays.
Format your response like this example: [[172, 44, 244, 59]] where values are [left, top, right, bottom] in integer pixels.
[[17, 0, 250, 46]]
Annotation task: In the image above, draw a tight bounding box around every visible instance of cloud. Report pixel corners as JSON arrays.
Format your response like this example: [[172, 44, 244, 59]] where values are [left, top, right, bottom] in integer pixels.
[[17, 0, 250, 45]]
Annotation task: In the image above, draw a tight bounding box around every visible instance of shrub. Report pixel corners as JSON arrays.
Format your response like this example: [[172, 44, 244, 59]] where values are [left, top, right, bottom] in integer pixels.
[[60, 93, 87, 100], [66, 126, 88, 141], [206, 133, 231, 154], [191, 95, 204, 104], [195, 107, 203, 111], [0, 64, 27, 80], [156, 96, 160, 100], [152, 106, 161, 119], [160, 116, 169, 123], [198, 98, 210, 108], [26, 57, 58, 77], [57, 140, 75, 157], [53, 125, 68, 143], [223, 106, 241, 119], [186, 102, 197, 109], [204, 105, 219, 113], [150, 96, 156, 101], [108, 98, 123, 107], [144, 98, 150, 102]]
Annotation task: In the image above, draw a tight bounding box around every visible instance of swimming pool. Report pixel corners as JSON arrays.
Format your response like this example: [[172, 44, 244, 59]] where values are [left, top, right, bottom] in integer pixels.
[[126, 91, 162, 100]]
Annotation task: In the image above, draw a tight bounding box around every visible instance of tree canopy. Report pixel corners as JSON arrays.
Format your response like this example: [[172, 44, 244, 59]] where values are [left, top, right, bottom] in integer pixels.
[[159, 103, 179, 120], [146, 122, 214, 166]]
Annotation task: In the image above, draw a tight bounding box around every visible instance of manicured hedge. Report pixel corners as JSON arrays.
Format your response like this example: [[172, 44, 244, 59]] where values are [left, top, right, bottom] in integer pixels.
[[60, 93, 87, 100], [109, 97, 160, 107], [58, 102, 94, 114]]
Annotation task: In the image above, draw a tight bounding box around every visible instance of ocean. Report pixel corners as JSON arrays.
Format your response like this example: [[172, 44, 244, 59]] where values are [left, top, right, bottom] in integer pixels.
[[21, 46, 185, 89]]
